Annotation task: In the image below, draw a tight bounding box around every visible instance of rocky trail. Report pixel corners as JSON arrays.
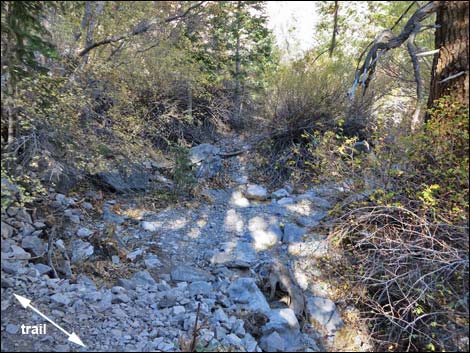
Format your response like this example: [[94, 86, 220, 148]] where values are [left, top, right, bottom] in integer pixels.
[[1, 136, 371, 352]]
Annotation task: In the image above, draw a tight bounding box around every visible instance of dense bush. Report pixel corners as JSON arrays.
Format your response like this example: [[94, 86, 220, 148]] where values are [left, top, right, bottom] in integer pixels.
[[288, 97, 469, 351]]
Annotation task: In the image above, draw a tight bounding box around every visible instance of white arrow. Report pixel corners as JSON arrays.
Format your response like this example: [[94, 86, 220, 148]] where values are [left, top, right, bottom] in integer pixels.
[[13, 293, 86, 348]]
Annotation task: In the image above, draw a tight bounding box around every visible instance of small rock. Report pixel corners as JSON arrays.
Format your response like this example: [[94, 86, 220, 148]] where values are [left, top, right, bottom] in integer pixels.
[[6, 207, 19, 217], [1, 222, 15, 238], [34, 263, 52, 275], [158, 293, 177, 308], [76, 227, 93, 238], [189, 281, 212, 297], [21, 236, 46, 256], [1, 276, 14, 288], [144, 254, 162, 269], [68, 215, 80, 224], [189, 144, 220, 164], [33, 222, 46, 229], [214, 308, 229, 323], [112, 294, 130, 303], [127, 248, 144, 261], [16, 208, 32, 224], [244, 184, 268, 201], [272, 188, 289, 199], [21, 223, 36, 237], [173, 306, 186, 315], [103, 207, 125, 224], [50, 293, 71, 306], [9, 245, 31, 260], [277, 197, 295, 205], [132, 270, 156, 287], [1, 260, 27, 275], [141, 221, 160, 232], [6, 324, 19, 334], [225, 333, 242, 346], [259, 331, 285, 352], [71, 240, 94, 264], [82, 202, 93, 210]]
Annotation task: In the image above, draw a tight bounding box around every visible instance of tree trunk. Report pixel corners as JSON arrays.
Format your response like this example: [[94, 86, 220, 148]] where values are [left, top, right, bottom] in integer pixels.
[[233, 0, 243, 129], [187, 80, 193, 120], [80, 1, 105, 68], [427, 1, 469, 115]]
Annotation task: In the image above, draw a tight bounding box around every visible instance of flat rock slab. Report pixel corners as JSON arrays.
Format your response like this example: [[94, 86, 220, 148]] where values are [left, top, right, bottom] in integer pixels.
[[171, 265, 214, 282]]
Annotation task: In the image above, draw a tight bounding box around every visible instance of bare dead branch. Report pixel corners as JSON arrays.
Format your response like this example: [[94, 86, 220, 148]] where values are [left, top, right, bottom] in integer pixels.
[[78, 1, 205, 58], [349, 1, 441, 99]]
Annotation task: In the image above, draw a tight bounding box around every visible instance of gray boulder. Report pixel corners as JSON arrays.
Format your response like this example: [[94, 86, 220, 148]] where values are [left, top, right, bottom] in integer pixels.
[[228, 277, 270, 314], [189, 144, 220, 164], [295, 211, 327, 228], [1, 222, 14, 238], [260, 308, 303, 352], [76, 227, 93, 238], [132, 270, 156, 287], [244, 184, 268, 201], [16, 208, 32, 224], [189, 281, 212, 297], [353, 140, 370, 154], [306, 296, 344, 335], [21, 236, 46, 256], [195, 154, 222, 179], [259, 331, 285, 352], [103, 205, 125, 224], [71, 240, 94, 264], [95, 167, 149, 193]]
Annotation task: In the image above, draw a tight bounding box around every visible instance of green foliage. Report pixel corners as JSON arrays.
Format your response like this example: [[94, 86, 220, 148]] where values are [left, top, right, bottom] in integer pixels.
[[1, 1, 57, 82], [405, 97, 469, 219], [171, 146, 196, 198]]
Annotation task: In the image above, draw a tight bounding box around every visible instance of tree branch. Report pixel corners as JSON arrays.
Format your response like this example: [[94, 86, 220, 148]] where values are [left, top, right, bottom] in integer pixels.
[[408, 25, 423, 130], [78, 1, 205, 57], [349, 1, 441, 99]]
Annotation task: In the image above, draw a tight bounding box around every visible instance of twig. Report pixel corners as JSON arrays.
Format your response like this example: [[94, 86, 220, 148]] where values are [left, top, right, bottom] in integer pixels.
[[189, 302, 201, 352]]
